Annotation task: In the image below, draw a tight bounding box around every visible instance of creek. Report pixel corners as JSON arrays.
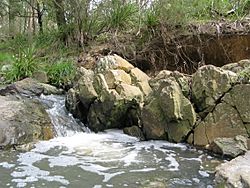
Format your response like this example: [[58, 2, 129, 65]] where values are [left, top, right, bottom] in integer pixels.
[[0, 95, 223, 188]]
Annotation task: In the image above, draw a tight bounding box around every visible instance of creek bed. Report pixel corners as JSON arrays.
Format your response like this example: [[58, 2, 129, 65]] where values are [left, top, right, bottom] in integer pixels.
[[0, 95, 224, 188]]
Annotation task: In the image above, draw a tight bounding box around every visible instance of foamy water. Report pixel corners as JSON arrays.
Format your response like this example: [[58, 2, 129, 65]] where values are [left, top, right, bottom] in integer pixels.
[[0, 95, 222, 188]]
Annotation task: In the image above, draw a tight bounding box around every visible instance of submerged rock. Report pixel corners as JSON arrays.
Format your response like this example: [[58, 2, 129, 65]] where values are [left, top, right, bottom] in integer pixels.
[[215, 151, 250, 188], [0, 95, 53, 149]]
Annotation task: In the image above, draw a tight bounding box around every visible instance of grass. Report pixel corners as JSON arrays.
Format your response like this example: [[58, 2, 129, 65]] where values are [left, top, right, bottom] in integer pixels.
[[1, 0, 249, 86], [0, 36, 77, 87], [46, 59, 76, 88], [3, 46, 39, 83], [0, 52, 14, 64]]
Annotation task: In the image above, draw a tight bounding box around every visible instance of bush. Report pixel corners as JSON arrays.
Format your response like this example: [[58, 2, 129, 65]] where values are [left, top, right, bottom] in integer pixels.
[[102, 0, 138, 31], [4, 46, 38, 83], [46, 60, 76, 88]]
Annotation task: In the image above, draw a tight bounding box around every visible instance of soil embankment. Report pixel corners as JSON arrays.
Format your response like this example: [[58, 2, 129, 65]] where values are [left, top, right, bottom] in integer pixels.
[[79, 20, 250, 75]]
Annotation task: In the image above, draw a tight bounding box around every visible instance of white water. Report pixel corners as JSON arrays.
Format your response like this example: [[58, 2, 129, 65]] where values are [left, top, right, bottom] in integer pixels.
[[0, 95, 222, 188]]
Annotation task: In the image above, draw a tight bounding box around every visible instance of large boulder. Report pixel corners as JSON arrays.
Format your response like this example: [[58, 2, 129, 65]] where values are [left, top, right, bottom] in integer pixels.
[[215, 151, 250, 188], [0, 96, 53, 149], [0, 78, 62, 97], [150, 70, 191, 97], [78, 71, 98, 107], [142, 74, 196, 142], [94, 54, 134, 73], [193, 102, 247, 146], [192, 84, 250, 147], [191, 65, 237, 113], [142, 98, 167, 140], [104, 69, 132, 89], [224, 84, 250, 124], [66, 55, 151, 132]]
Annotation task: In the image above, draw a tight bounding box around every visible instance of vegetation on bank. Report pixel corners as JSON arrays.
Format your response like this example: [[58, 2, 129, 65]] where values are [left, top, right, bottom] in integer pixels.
[[0, 0, 250, 87]]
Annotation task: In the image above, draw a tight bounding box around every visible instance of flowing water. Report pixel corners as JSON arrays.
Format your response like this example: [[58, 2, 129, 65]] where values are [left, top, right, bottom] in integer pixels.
[[0, 95, 223, 188]]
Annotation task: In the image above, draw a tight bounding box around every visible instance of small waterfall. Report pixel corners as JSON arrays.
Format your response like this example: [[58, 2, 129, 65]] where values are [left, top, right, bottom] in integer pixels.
[[0, 94, 223, 188], [39, 94, 90, 137]]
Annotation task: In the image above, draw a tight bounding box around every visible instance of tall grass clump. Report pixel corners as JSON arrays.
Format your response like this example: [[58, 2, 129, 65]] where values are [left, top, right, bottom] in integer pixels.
[[46, 59, 76, 88], [4, 46, 38, 83], [102, 0, 138, 32]]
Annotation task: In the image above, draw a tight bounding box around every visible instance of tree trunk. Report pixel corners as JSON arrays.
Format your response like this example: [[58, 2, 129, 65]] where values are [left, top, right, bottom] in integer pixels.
[[53, 0, 67, 44], [37, 1, 43, 34], [8, 0, 16, 37]]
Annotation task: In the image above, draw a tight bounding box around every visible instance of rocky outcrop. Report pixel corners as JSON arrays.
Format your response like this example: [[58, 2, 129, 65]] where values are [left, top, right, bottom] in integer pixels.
[[0, 95, 53, 149], [0, 77, 67, 150], [215, 151, 250, 188], [66, 55, 151, 132], [142, 71, 196, 142], [192, 83, 250, 147], [68, 56, 250, 156], [192, 102, 248, 146], [188, 64, 250, 151]]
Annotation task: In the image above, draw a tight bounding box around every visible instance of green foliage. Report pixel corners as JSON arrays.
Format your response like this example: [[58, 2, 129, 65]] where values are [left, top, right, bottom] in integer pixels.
[[46, 60, 76, 87], [4, 46, 38, 83], [103, 0, 138, 31], [0, 52, 14, 64], [144, 0, 250, 28], [143, 8, 160, 29]]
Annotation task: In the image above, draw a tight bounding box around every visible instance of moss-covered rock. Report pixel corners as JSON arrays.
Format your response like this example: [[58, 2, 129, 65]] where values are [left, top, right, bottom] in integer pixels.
[[142, 98, 167, 140], [149, 70, 191, 97], [225, 84, 250, 123], [222, 59, 250, 73], [87, 99, 140, 132]]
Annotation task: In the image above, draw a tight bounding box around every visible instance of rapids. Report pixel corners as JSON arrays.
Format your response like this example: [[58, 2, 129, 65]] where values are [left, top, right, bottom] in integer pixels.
[[0, 95, 223, 188]]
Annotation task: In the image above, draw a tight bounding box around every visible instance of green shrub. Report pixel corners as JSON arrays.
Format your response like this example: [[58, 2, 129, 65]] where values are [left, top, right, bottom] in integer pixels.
[[46, 60, 76, 87], [103, 0, 138, 31], [4, 46, 38, 83]]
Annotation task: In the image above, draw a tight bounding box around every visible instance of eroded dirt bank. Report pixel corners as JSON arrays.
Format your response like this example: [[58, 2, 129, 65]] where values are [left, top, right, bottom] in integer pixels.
[[78, 20, 250, 75]]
